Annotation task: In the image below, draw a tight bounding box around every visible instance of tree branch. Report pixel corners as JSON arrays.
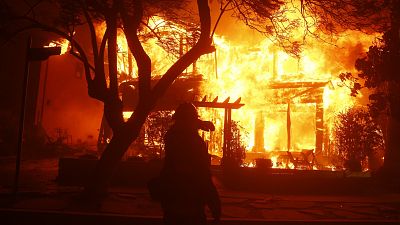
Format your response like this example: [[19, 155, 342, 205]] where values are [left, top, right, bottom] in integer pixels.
[[107, 11, 119, 98], [118, 0, 152, 105], [212, 0, 232, 38], [7, 16, 101, 100], [0, 24, 37, 47], [151, 0, 214, 107], [80, 0, 99, 61], [92, 25, 109, 98]]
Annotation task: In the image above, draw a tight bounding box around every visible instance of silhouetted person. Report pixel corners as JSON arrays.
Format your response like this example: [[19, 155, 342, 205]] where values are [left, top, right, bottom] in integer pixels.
[[149, 103, 221, 225]]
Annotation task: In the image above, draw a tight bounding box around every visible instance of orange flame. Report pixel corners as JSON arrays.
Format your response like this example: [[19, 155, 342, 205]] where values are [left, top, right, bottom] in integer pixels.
[[102, 16, 377, 169], [44, 39, 70, 55]]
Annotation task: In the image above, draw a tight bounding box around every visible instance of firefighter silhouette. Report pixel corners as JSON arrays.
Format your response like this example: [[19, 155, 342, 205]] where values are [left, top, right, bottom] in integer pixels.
[[148, 102, 221, 225]]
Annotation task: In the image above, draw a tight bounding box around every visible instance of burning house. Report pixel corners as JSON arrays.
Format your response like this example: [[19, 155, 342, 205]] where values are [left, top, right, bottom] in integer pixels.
[[90, 16, 378, 170], [38, 14, 382, 172]]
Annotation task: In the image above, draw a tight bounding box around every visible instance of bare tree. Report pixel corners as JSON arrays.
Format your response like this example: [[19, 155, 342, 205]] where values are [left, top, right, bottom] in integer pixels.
[[0, 0, 215, 197], [83, 0, 216, 196]]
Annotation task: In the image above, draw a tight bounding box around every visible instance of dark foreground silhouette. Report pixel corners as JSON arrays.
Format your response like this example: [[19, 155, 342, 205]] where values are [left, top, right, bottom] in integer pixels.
[[148, 103, 221, 225]]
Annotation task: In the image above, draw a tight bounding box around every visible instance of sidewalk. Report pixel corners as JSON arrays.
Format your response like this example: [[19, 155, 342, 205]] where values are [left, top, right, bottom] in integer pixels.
[[1, 186, 399, 224], [0, 157, 399, 224]]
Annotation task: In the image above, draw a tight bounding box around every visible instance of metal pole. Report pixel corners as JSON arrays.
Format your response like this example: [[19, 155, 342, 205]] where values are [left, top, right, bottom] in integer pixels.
[[14, 37, 31, 196], [38, 60, 50, 125]]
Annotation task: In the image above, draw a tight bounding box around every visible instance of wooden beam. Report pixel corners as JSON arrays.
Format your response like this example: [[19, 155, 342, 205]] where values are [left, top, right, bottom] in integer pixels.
[[268, 81, 328, 89], [193, 101, 244, 109]]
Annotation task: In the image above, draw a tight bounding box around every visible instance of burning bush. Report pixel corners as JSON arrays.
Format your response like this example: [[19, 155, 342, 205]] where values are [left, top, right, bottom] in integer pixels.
[[333, 107, 384, 172]]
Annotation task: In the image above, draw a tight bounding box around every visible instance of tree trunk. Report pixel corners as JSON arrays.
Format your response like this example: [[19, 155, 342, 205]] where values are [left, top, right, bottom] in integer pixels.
[[83, 0, 213, 198], [382, 115, 400, 176], [84, 107, 148, 196], [380, 80, 400, 177]]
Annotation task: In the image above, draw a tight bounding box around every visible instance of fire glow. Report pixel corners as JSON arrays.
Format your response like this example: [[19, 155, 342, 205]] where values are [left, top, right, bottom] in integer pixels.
[[45, 39, 70, 55], [50, 14, 378, 170], [109, 16, 375, 170]]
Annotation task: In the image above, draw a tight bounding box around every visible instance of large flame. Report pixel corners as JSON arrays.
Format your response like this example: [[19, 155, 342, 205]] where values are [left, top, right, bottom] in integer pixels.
[[197, 32, 374, 167], [104, 15, 377, 169], [38, 10, 379, 170]]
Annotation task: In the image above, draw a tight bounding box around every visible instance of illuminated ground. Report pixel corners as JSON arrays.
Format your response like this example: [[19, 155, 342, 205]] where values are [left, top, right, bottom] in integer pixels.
[[0, 156, 399, 224]]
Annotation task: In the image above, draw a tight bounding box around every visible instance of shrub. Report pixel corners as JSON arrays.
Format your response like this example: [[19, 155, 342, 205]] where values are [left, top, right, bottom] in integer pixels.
[[333, 107, 384, 171]]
